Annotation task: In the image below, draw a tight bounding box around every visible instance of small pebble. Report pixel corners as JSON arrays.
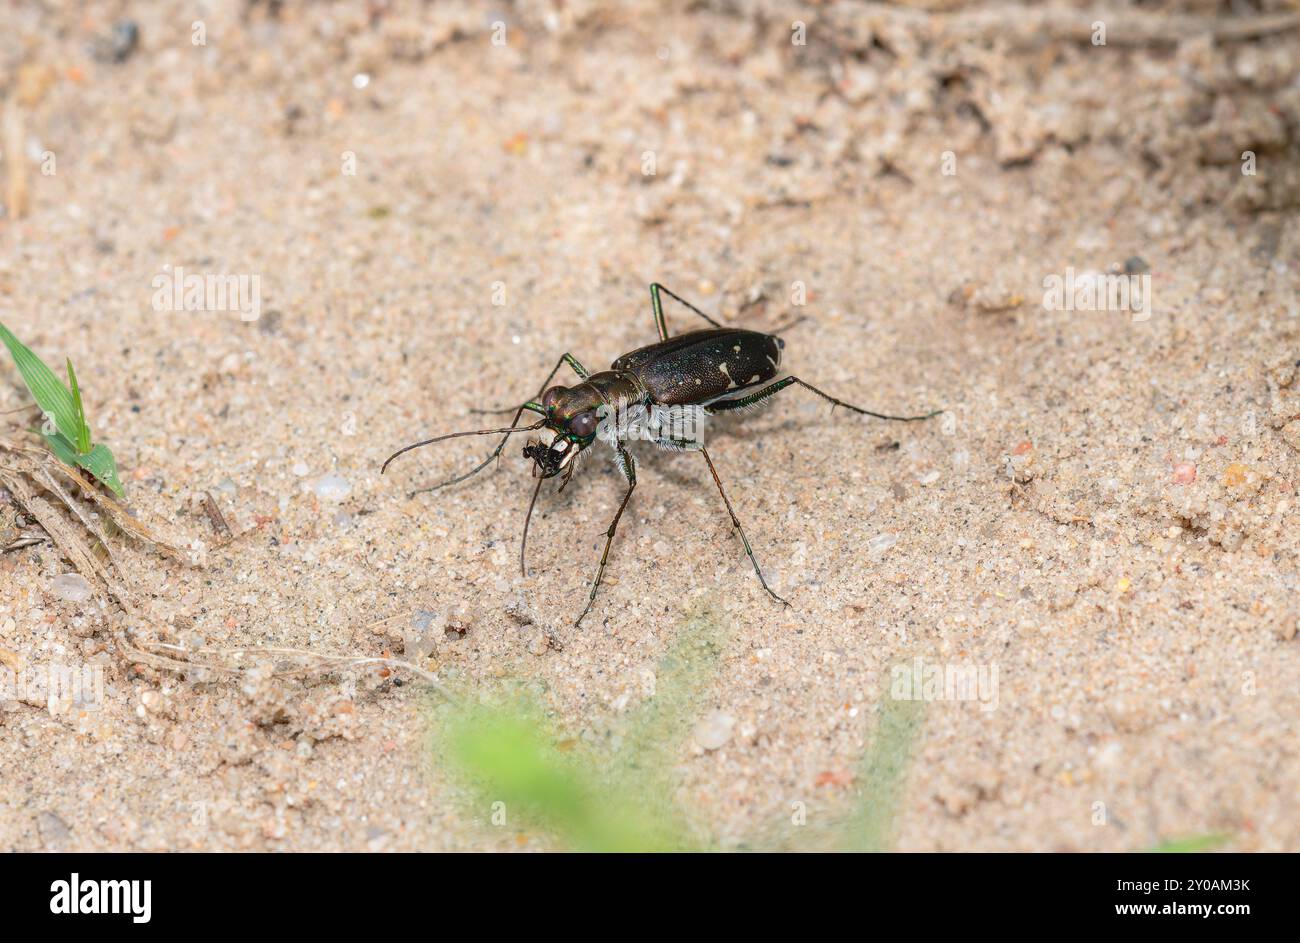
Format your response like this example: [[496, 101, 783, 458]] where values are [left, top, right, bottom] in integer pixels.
[[92, 21, 139, 64], [51, 573, 93, 603], [866, 532, 898, 558], [313, 473, 352, 502], [692, 709, 734, 751], [404, 610, 442, 659], [1172, 462, 1197, 485], [1222, 463, 1249, 488]]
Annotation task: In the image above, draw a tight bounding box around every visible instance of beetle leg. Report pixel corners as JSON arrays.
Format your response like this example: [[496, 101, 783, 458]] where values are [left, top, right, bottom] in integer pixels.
[[699, 447, 789, 609], [469, 352, 590, 414], [708, 376, 942, 422], [574, 446, 637, 627], [649, 282, 725, 341]]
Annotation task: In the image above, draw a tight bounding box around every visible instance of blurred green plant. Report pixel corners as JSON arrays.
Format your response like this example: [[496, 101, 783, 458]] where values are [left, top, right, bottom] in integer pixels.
[[0, 320, 123, 496], [839, 694, 926, 852], [1144, 833, 1231, 853], [437, 628, 1230, 853], [438, 607, 724, 851], [433, 608, 928, 852]]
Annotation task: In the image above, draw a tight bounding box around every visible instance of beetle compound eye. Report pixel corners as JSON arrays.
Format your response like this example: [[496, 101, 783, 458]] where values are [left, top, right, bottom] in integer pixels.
[[541, 386, 566, 412], [568, 411, 597, 438]]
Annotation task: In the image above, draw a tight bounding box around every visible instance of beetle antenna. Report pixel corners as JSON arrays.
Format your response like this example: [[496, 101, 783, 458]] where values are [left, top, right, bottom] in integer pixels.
[[381, 418, 546, 475]]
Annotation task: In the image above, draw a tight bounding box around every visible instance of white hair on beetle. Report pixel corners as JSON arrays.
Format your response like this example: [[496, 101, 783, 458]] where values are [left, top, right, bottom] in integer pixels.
[[595, 399, 709, 450]]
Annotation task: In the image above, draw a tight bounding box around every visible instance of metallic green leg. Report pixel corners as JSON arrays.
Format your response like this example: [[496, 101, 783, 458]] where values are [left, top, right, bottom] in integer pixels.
[[708, 376, 941, 422], [649, 282, 724, 341]]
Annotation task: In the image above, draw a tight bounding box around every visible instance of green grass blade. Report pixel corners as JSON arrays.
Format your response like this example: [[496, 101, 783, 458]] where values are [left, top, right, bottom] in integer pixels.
[[40, 431, 80, 466], [66, 358, 91, 453], [3, 321, 125, 498], [0, 320, 79, 443], [74, 443, 124, 497]]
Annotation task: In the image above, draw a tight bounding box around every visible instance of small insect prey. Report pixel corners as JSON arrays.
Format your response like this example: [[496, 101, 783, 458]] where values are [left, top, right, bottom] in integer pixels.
[[383, 283, 940, 626]]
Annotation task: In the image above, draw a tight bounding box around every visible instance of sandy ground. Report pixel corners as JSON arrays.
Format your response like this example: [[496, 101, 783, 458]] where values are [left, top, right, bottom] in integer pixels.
[[1, 0, 1298, 851]]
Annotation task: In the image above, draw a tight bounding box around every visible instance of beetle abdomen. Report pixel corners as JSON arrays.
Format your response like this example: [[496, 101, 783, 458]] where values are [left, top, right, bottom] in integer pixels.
[[615, 329, 782, 406]]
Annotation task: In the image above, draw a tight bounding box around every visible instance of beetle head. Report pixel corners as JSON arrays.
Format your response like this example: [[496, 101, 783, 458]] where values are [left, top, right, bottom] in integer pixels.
[[522, 386, 600, 479]]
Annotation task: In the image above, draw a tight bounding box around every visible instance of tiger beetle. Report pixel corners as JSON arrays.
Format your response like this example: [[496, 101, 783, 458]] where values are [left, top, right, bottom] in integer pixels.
[[382, 283, 941, 627]]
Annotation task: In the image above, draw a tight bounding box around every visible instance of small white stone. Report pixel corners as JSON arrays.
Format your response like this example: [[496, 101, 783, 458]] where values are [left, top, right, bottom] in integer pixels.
[[1095, 741, 1123, 770], [867, 532, 898, 559], [313, 473, 352, 502], [692, 709, 734, 751], [51, 573, 93, 603], [404, 610, 443, 659], [292, 462, 310, 476]]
